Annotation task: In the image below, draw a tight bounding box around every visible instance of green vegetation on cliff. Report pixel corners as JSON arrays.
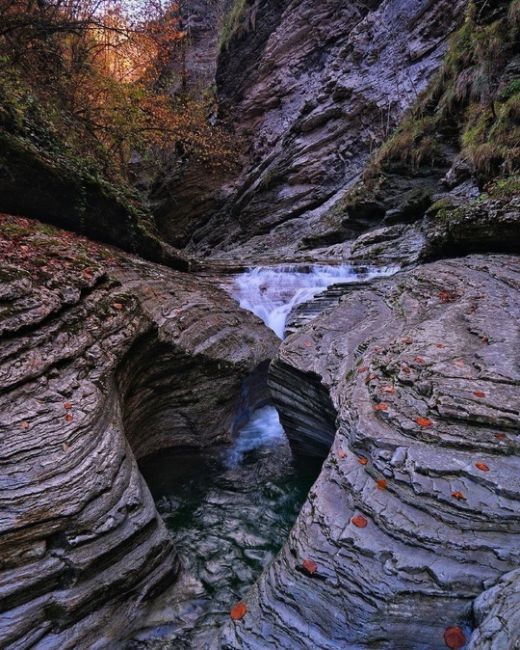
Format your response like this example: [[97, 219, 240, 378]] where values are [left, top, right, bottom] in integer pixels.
[[374, 0, 520, 181]]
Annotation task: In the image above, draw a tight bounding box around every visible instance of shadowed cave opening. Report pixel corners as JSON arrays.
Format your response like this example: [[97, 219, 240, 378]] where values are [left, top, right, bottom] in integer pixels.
[[116, 267, 350, 645]]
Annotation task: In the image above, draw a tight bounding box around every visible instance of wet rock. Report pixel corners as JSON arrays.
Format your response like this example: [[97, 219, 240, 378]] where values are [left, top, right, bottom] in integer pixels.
[[221, 254, 520, 649], [0, 214, 277, 647]]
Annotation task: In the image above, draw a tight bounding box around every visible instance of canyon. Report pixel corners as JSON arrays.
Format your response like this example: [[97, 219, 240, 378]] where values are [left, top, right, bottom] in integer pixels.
[[0, 0, 519, 649]]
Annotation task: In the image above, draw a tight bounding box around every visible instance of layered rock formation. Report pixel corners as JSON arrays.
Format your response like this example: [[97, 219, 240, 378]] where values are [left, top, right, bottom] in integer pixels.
[[222, 254, 520, 648], [0, 214, 277, 648], [177, 0, 466, 258]]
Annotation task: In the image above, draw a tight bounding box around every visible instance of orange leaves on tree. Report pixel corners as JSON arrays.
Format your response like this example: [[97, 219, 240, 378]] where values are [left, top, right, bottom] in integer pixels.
[[374, 403, 389, 412], [376, 478, 388, 490], [416, 417, 433, 428], [351, 514, 368, 528], [301, 559, 318, 576], [473, 390, 486, 398], [443, 626, 466, 649], [475, 462, 490, 472], [358, 456, 368, 466], [451, 491, 466, 501], [230, 601, 247, 621]]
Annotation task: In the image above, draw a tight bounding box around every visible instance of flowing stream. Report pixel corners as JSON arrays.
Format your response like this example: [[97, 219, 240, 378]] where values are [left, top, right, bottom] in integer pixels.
[[136, 264, 397, 648]]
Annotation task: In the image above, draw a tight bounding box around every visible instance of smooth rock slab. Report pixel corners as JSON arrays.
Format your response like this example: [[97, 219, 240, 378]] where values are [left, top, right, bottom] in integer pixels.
[[221, 254, 520, 649]]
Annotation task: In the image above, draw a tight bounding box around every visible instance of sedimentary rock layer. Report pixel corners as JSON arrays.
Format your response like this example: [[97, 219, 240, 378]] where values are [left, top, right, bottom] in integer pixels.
[[182, 0, 466, 258], [0, 214, 277, 648], [222, 254, 520, 649]]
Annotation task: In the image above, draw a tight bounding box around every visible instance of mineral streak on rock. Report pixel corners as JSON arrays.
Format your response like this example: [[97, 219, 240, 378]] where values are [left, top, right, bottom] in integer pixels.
[[222, 254, 520, 649], [0, 214, 277, 647]]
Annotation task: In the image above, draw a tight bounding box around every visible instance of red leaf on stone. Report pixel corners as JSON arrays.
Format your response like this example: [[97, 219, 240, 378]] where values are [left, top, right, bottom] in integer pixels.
[[365, 374, 378, 384], [374, 403, 389, 412], [230, 601, 247, 621], [402, 366, 411, 374], [473, 391, 486, 398], [358, 456, 368, 465], [64, 402, 73, 410], [351, 514, 368, 528], [475, 462, 490, 472], [65, 413, 73, 423], [383, 385, 396, 394], [451, 491, 466, 501], [301, 559, 318, 575], [438, 290, 459, 304], [416, 417, 433, 428], [337, 449, 347, 459], [495, 433, 507, 441], [415, 356, 425, 364], [436, 343, 445, 349], [376, 479, 388, 490], [480, 336, 489, 344], [20, 421, 29, 429], [443, 625, 466, 649]]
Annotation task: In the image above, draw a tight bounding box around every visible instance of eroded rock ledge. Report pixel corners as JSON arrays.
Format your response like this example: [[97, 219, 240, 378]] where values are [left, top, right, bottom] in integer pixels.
[[0, 214, 277, 648], [222, 254, 520, 649]]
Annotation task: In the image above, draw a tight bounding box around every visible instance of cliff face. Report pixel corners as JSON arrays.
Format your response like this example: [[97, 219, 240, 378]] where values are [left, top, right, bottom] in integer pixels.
[[175, 0, 466, 259]]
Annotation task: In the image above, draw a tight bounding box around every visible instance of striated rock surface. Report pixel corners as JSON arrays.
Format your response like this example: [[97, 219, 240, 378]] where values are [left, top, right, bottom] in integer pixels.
[[182, 0, 466, 259], [221, 254, 520, 649], [0, 214, 277, 648]]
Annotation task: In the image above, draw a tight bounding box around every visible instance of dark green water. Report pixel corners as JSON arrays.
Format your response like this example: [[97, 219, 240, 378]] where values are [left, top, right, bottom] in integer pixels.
[[137, 406, 322, 649]]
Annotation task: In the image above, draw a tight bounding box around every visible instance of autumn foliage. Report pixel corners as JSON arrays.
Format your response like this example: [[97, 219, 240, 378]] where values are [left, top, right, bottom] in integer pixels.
[[0, 0, 235, 181]]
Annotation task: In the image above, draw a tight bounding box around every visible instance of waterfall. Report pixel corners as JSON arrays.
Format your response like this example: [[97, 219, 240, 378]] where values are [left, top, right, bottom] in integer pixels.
[[229, 264, 399, 339]]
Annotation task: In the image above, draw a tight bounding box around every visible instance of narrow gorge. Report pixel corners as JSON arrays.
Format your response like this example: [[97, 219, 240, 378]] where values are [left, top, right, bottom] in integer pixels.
[[0, 0, 519, 649]]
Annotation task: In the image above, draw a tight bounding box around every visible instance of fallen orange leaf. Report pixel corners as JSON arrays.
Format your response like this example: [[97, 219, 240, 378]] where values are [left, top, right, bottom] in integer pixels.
[[473, 391, 486, 398], [416, 417, 433, 428], [358, 456, 368, 465], [337, 449, 347, 459], [352, 514, 368, 528], [230, 601, 247, 621], [443, 626, 466, 649], [475, 462, 490, 472], [374, 403, 389, 412], [64, 402, 73, 410], [495, 433, 507, 441], [451, 491, 466, 501], [65, 413, 73, 423], [376, 479, 388, 490], [301, 559, 318, 575], [383, 385, 396, 394]]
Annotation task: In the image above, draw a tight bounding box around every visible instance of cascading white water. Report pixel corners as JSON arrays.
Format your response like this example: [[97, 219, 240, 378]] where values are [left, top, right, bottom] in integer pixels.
[[225, 405, 284, 468], [230, 264, 399, 338]]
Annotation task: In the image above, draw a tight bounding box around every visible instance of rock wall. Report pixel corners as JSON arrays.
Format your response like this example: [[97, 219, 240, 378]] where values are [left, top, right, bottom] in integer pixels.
[[179, 0, 466, 259], [221, 254, 520, 648], [0, 214, 277, 648]]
